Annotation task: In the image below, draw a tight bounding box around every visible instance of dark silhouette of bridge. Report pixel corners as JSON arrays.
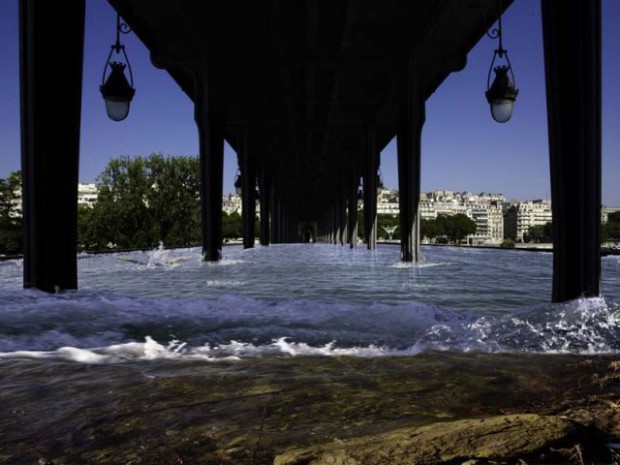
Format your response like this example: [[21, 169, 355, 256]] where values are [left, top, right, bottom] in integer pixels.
[[19, 0, 601, 303]]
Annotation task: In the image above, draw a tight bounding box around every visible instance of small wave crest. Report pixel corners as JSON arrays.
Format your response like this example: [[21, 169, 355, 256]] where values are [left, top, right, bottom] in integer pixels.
[[417, 297, 620, 354], [0, 291, 618, 362], [0, 336, 408, 363]]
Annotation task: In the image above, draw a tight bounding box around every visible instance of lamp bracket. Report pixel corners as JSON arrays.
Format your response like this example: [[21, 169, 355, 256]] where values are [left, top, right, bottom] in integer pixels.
[[102, 9, 134, 90]]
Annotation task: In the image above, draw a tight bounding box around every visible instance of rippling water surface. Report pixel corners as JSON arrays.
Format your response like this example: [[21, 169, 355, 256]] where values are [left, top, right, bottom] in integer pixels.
[[1, 244, 619, 361]]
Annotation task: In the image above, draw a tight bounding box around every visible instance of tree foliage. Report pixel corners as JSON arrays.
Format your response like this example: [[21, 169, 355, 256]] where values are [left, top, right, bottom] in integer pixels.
[[77, 154, 257, 250], [0, 171, 22, 255], [421, 214, 476, 243], [604, 212, 620, 242], [84, 154, 202, 250], [525, 222, 552, 243]]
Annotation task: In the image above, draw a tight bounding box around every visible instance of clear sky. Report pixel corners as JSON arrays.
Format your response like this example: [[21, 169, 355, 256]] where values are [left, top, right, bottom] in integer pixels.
[[0, 1, 618, 206]]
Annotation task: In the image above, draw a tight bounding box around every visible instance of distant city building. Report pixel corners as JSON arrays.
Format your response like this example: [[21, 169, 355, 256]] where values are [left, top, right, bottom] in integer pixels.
[[4, 179, 619, 240], [376, 188, 399, 215], [416, 190, 506, 244], [77, 183, 99, 208], [222, 193, 261, 216], [222, 194, 242, 215], [602, 206, 620, 223], [503, 199, 553, 242], [467, 201, 504, 244]]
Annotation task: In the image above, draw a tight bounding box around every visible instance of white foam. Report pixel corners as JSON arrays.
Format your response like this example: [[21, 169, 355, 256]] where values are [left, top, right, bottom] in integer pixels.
[[0, 336, 415, 363], [205, 279, 247, 287], [1, 245, 620, 361], [389, 261, 448, 269]]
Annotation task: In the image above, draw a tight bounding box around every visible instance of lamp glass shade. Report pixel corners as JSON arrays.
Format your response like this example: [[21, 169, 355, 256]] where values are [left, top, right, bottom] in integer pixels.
[[485, 65, 518, 124], [100, 62, 135, 122], [490, 99, 514, 123], [104, 98, 131, 122]]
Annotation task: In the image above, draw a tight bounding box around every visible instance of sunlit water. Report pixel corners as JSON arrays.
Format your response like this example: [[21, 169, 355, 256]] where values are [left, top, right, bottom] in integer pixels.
[[1, 244, 619, 362]]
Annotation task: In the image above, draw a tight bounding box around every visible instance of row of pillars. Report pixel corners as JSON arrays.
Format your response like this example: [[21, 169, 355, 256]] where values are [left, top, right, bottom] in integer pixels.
[[313, 115, 422, 261], [19, 0, 602, 303]]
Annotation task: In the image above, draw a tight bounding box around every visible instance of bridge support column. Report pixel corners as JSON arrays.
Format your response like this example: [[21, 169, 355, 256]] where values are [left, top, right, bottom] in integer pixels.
[[347, 175, 359, 249], [334, 199, 346, 245], [270, 193, 281, 244], [239, 133, 256, 249], [363, 126, 379, 250], [397, 80, 425, 262], [20, 0, 85, 292], [195, 77, 224, 261], [338, 188, 347, 245], [258, 166, 271, 246], [541, 0, 601, 302]]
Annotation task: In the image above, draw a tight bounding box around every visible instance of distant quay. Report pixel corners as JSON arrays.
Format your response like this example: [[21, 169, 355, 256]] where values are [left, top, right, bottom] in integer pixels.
[[2, 242, 619, 262], [382, 241, 620, 256]]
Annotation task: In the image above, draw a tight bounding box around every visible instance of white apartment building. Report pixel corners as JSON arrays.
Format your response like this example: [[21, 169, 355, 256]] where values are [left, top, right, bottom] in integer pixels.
[[376, 188, 399, 215], [77, 183, 99, 208], [602, 206, 620, 223], [504, 199, 553, 242], [467, 201, 504, 244], [222, 193, 262, 216], [418, 190, 506, 244], [222, 194, 242, 215]]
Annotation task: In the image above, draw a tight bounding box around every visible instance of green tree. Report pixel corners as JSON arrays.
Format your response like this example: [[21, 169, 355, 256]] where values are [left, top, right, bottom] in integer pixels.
[[525, 222, 552, 243], [436, 214, 476, 243], [421, 218, 441, 242], [86, 154, 202, 250], [605, 212, 620, 242], [77, 204, 97, 251], [500, 238, 515, 248], [222, 211, 242, 239], [0, 171, 23, 255], [90, 155, 155, 248], [145, 154, 201, 246]]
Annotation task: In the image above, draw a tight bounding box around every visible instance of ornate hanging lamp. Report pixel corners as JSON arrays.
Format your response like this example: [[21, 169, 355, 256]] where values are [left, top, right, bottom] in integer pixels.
[[234, 170, 242, 196], [485, 1, 518, 123], [100, 4, 135, 121]]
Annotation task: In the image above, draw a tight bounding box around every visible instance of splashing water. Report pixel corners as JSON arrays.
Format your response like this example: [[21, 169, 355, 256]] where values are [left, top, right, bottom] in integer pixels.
[[0, 244, 619, 363]]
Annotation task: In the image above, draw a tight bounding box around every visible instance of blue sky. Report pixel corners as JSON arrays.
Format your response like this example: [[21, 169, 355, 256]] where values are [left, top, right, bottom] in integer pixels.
[[1, 1, 618, 206]]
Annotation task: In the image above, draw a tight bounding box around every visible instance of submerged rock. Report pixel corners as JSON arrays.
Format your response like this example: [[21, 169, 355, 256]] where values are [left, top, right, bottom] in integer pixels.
[[274, 414, 586, 465]]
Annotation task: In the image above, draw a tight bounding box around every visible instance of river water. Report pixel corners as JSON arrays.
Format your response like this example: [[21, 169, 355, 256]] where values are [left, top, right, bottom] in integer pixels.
[[2, 244, 620, 464], [1, 244, 619, 360]]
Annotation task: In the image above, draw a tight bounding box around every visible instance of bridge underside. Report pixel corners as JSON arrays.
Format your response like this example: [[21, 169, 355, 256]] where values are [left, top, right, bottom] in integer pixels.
[[19, 0, 601, 302], [125, 0, 499, 218]]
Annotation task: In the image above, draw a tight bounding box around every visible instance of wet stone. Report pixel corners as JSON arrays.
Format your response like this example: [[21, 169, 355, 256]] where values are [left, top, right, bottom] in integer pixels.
[[0, 353, 619, 464], [274, 414, 585, 465]]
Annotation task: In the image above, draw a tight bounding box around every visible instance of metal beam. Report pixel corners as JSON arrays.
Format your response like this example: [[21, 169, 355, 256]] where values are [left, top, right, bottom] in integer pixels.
[[541, 0, 601, 302], [195, 76, 224, 261], [20, 0, 85, 292], [397, 76, 425, 262]]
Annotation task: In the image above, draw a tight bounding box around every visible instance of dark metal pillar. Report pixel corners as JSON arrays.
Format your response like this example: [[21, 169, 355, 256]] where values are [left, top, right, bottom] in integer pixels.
[[337, 189, 347, 245], [283, 208, 291, 243], [347, 176, 359, 249], [541, 0, 601, 302], [195, 77, 224, 261], [363, 126, 379, 250], [336, 202, 342, 245], [20, 0, 85, 292], [239, 133, 256, 249], [258, 165, 271, 246], [397, 80, 425, 262], [270, 192, 280, 244]]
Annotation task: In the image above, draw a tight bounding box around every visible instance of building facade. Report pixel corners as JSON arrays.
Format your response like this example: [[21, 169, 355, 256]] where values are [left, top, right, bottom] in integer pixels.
[[503, 199, 553, 242]]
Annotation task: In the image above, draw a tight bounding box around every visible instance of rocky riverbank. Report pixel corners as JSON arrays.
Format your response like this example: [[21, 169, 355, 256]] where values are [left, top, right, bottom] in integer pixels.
[[1, 352, 619, 464]]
